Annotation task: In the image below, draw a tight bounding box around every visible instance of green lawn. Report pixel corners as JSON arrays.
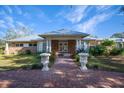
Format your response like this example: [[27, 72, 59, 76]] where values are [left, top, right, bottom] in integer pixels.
[[74, 55, 124, 73], [0, 54, 41, 71]]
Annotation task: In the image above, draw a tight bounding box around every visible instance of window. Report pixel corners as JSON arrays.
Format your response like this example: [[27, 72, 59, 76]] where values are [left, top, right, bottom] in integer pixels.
[[24, 44, 29, 47], [16, 44, 19, 47], [33, 44, 37, 46], [20, 44, 23, 47], [29, 43, 37, 47], [16, 43, 23, 47], [29, 44, 33, 46]]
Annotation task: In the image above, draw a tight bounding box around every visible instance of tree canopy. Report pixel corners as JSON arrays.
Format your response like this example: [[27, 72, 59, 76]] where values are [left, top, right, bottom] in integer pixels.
[[111, 32, 124, 38], [4, 25, 33, 40]]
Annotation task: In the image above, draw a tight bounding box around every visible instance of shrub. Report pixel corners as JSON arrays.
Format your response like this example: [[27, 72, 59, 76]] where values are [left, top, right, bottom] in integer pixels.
[[0, 47, 4, 54], [101, 39, 115, 46], [89, 45, 106, 56], [31, 64, 43, 69], [21, 65, 32, 70], [49, 51, 56, 67], [49, 51, 56, 62], [25, 50, 32, 55], [75, 54, 80, 62], [101, 40, 116, 56], [21, 64, 43, 70], [120, 49, 124, 55], [110, 48, 122, 55], [72, 53, 80, 62], [93, 65, 99, 70]]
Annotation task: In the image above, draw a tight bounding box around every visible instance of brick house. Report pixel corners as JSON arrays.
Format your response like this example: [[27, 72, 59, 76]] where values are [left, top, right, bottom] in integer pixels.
[[5, 29, 90, 55]]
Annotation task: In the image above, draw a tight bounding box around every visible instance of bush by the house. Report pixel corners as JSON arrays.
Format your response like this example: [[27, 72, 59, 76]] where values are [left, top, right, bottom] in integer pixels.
[[101, 40, 116, 56], [89, 45, 106, 56], [89, 40, 117, 56], [75, 54, 80, 62], [110, 48, 122, 55], [120, 49, 124, 55], [0, 47, 5, 54], [49, 51, 56, 67], [25, 50, 32, 55], [31, 63, 43, 69], [101, 39, 115, 46], [21, 63, 43, 70]]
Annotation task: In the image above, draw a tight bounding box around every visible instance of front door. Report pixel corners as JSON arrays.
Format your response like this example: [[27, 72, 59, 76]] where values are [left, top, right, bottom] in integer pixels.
[[59, 41, 68, 53]]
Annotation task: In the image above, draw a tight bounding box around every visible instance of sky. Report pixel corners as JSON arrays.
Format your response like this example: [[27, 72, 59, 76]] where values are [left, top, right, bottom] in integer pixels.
[[0, 5, 124, 38]]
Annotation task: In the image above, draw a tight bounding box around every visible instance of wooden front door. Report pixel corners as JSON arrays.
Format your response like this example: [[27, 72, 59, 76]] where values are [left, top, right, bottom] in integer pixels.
[[58, 41, 68, 53]]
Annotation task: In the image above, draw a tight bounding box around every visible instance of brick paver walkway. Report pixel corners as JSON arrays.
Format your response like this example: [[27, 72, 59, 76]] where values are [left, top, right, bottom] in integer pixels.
[[0, 56, 124, 88]]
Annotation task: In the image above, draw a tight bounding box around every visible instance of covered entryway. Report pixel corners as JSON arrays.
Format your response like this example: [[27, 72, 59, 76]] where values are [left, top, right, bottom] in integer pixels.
[[39, 29, 89, 55], [58, 40, 68, 53], [51, 40, 76, 55]]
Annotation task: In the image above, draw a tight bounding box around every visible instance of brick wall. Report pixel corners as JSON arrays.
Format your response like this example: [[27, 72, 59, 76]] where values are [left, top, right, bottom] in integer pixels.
[[8, 46, 37, 54]]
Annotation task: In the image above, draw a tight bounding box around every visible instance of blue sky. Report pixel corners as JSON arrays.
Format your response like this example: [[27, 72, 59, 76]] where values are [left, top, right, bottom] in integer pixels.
[[0, 5, 124, 38]]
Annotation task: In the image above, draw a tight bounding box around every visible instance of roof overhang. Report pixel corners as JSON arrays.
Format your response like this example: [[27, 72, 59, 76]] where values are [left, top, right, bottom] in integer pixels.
[[7, 39, 43, 42], [39, 34, 89, 39]]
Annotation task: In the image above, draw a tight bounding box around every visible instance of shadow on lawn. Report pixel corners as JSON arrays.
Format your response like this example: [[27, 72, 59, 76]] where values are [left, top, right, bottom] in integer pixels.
[[88, 56, 124, 73], [0, 54, 41, 71]]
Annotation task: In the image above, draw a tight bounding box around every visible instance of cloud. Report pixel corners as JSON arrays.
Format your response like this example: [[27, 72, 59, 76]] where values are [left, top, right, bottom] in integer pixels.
[[0, 20, 7, 28], [4, 16, 15, 28], [4, 6, 13, 14], [65, 6, 89, 23], [23, 12, 32, 19], [5, 16, 14, 23], [58, 6, 89, 24], [75, 13, 112, 33], [14, 6, 22, 15], [16, 21, 25, 27], [96, 5, 112, 11]]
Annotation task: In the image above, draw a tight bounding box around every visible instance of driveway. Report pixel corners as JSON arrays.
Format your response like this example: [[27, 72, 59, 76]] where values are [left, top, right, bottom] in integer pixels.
[[0, 56, 124, 88]]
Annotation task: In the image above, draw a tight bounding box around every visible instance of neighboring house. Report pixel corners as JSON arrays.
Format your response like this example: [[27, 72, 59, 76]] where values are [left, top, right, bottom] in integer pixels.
[[5, 29, 89, 55], [109, 38, 124, 48], [82, 36, 103, 47], [83, 37, 124, 49]]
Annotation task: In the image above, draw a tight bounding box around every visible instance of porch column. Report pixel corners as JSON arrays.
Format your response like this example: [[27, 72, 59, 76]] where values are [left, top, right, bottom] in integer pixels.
[[76, 39, 78, 50], [76, 39, 82, 50], [49, 39, 51, 52], [79, 39, 82, 49], [5, 42, 9, 55], [46, 40, 49, 52]]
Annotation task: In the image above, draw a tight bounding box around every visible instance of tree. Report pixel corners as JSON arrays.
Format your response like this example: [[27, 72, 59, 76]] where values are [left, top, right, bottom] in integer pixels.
[[101, 39, 116, 55], [4, 28, 17, 40], [111, 32, 124, 38], [4, 25, 33, 40], [0, 39, 5, 48], [101, 39, 115, 46]]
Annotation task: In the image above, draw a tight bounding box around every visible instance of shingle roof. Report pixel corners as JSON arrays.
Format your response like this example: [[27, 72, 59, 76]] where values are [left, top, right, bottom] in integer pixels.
[[40, 29, 89, 37], [8, 35, 43, 42]]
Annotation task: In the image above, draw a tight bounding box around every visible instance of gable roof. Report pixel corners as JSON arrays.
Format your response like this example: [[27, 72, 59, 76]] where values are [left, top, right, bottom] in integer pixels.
[[40, 29, 89, 37], [8, 35, 43, 42]]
